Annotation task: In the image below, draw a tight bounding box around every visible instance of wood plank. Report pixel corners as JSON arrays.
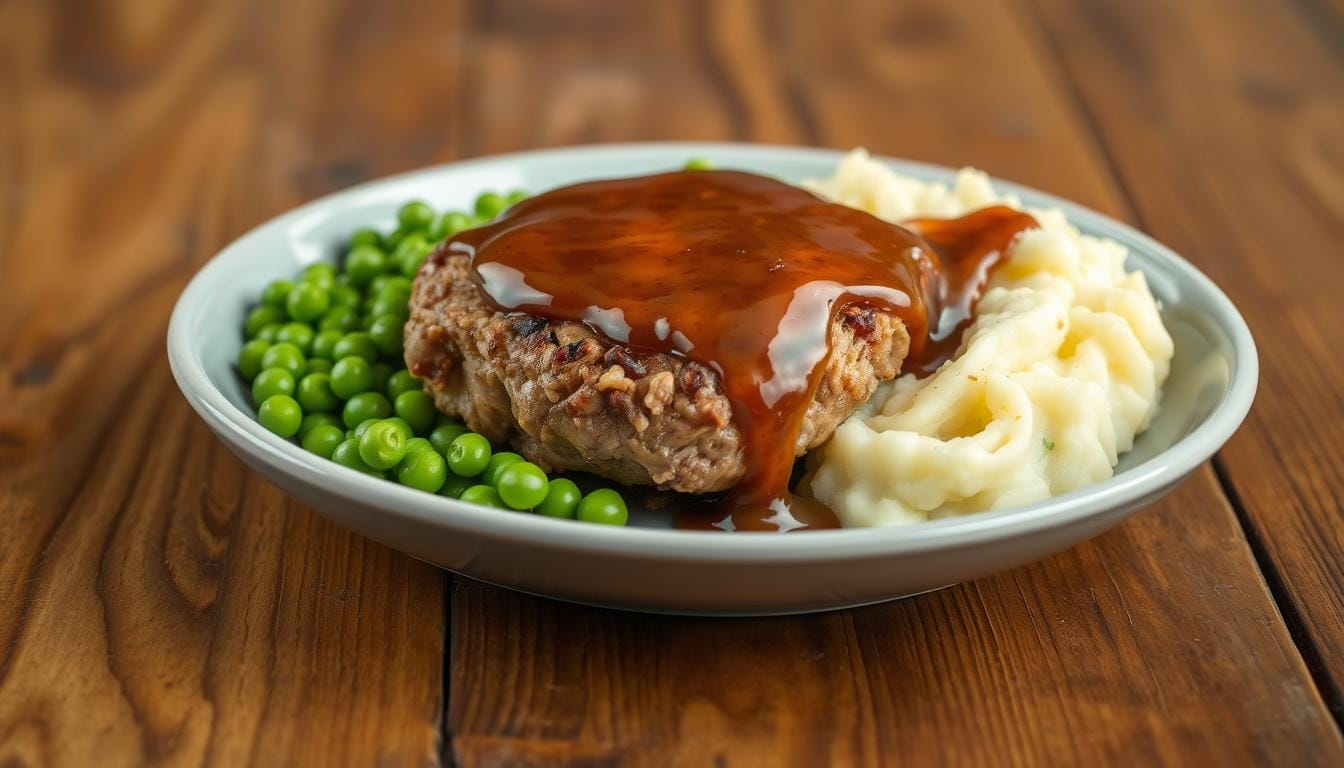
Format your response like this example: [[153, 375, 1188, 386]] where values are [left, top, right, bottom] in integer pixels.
[[455, 0, 743, 152], [1024, 0, 1344, 715], [452, 478, 1329, 767], [0, 0, 457, 763], [448, 0, 1341, 764]]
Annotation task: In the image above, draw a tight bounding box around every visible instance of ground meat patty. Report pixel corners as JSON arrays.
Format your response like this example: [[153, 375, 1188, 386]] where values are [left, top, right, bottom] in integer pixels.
[[404, 246, 911, 494]]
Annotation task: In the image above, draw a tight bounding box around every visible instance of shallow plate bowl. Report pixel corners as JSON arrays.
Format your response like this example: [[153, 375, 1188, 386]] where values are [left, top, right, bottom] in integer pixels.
[[168, 143, 1257, 615]]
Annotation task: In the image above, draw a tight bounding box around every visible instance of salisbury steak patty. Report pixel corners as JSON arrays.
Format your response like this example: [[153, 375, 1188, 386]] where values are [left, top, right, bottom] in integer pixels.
[[404, 246, 911, 493]]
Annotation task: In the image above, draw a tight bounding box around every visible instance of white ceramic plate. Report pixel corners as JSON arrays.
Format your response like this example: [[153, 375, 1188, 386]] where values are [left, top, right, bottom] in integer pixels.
[[167, 143, 1257, 615]]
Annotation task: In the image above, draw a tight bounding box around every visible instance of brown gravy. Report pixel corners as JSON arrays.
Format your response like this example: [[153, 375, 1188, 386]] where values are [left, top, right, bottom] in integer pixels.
[[448, 170, 1035, 530]]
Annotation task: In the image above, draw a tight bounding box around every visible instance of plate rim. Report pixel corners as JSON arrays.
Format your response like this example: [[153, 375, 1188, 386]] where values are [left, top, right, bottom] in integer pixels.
[[166, 141, 1259, 561]]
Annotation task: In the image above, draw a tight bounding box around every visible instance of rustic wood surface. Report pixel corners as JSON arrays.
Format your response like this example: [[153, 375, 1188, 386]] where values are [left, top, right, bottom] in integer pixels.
[[1028, 0, 1344, 715], [1, 0, 1341, 766]]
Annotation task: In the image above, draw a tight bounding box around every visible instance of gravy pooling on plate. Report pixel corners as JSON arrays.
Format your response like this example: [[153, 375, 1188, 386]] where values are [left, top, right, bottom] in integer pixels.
[[446, 170, 1035, 530]]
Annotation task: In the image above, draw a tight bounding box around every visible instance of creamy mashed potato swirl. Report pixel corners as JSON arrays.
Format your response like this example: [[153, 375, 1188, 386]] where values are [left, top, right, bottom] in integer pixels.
[[804, 150, 1174, 526]]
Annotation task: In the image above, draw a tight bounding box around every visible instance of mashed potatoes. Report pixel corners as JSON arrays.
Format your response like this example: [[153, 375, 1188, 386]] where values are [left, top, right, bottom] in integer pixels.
[[804, 150, 1173, 526]]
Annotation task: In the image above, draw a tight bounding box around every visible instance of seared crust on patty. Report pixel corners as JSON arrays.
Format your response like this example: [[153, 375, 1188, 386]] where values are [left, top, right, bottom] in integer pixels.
[[404, 245, 910, 493]]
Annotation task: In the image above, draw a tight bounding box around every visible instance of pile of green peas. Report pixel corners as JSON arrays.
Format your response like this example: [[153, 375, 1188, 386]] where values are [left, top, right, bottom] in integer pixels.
[[238, 191, 629, 526]]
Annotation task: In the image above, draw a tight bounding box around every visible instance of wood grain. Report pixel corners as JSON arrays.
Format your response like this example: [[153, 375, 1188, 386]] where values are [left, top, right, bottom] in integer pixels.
[[1025, 0, 1344, 715], [447, 1, 1342, 765], [0, 0, 453, 764], [452, 478, 1330, 767]]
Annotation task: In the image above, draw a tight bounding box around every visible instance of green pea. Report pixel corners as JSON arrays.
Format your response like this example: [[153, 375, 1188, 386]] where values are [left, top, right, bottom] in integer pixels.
[[261, 279, 294, 309], [429, 421, 467, 456], [353, 418, 381, 438], [286, 282, 330, 323], [482, 451, 524, 486], [438, 473, 475, 499], [427, 212, 458, 241], [305, 273, 336, 293], [358, 419, 407, 470], [260, 342, 306, 378], [238, 339, 272, 381], [299, 411, 342, 438], [301, 424, 345, 459], [386, 369, 422, 400], [459, 484, 505, 508], [331, 438, 382, 476], [394, 233, 431, 277], [535, 477, 581, 519], [301, 262, 338, 290], [256, 323, 283, 342], [245, 305, 286, 338], [366, 292, 409, 322], [395, 447, 447, 493], [305, 357, 332, 374], [684, 157, 713, 171], [437, 211, 472, 239], [319, 306, 362, 333], [401, 251, 429, 278], [496, 461, 549, 510], [505, 189, 529, 205], [577, 488, 629, 526], [275, 322, 315, 354], [368, 274, 398, 297], [330, 356, 374, 399], [342, 391, 392, 429], [384, 226, 409, 252], [349, 227, 382, 250], [384, 417, 414, 440], [426, 219, 447, 243], [404, 437, 435, 455], [345, 245, 387, 287], [252, 368, 296, 403], [258, 394, 303, 438], [311, 329, 344, 360], [392, 390, 435, 435], [297, 372, 340, 412], [332, 332, 378, 363], [475, 192, 507, 220], [446, 432, 491, 478], [368, 314, 405, 356], [375, 276, 413, 302], [398, 200, 435, 231], [330, 284, 363, 309], [393, 231, 428, 260]]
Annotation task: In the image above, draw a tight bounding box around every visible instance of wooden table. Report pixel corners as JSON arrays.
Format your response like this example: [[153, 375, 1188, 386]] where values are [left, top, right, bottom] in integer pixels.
[[3, 1, 1342, 765]]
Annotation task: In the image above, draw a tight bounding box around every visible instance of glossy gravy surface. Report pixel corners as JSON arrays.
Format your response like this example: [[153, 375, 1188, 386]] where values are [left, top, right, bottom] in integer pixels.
[[449, 170, 1035, 530]]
